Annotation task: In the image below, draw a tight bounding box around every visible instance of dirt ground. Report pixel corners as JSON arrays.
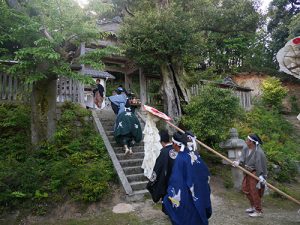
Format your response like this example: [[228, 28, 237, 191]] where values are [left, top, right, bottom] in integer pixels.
[[2, 177, 299, 225]]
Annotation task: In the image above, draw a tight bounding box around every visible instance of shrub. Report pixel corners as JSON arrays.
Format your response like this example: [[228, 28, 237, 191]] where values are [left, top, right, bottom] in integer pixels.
[[0, 102, 115, 212], [182, 85, 243, 146], [261, 77, 287, 110]]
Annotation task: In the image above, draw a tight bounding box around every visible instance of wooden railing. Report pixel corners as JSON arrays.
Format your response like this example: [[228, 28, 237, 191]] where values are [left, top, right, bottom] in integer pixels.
[[0, 73, 31, 102], [0, 73, 84, 104], [56, 76, 84, 104]]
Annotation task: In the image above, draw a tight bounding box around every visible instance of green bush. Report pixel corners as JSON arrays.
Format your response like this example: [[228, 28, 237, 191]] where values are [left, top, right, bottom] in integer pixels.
[[182, 85, 243, 146], [0, 102, 115, 212], [235, 106, 299, 182], [261, 77, 287, 110]]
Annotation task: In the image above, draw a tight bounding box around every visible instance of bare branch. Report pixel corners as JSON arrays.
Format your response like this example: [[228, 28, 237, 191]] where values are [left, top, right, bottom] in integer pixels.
[[125, 5, 135, 17], [39, 27, 54, 42]]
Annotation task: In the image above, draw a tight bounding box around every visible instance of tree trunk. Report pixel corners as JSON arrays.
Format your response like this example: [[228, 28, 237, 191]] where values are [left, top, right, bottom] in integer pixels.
[[160, 63, 182, 120], [171, 57, 191, 102], [31, 76, 57, 145]]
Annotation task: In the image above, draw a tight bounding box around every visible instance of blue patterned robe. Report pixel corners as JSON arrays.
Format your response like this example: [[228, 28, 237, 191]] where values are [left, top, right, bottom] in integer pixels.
[[163, 148, 212, 225]]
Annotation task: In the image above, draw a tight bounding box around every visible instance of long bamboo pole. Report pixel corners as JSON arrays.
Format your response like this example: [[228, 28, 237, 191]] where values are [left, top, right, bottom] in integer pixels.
[[165, 120, 300, 206]]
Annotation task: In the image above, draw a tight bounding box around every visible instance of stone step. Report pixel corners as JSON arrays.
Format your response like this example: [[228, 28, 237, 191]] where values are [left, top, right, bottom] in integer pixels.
[[110, 141, 144, 147], [103, 127, 115, 133], [126, 173, 147, 183], [130, 181, 148, 191], [116, 152, 144, 161], [114, 146, 144, 154], [106, 131, 114, 136], [119, 158, 143, 167], [101, 121, 115, 128], [126, 189, 149, 201], [100, 118, 115, 122], [132, 189, 149, 196], [123, 166, 144, 175], [107, 135, 115, 142]]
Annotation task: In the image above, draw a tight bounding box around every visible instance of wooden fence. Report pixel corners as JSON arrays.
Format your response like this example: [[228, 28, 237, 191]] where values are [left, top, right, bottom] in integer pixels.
[[0, 73, 84, 104], [190, 83, 252, 110], [56, 76, 84, 104], [0, 73, 31, 102]]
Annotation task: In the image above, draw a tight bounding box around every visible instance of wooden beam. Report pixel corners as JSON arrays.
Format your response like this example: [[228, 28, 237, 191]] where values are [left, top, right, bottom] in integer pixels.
[[105, 66, 126, 73], [139, 68, 147, 105]]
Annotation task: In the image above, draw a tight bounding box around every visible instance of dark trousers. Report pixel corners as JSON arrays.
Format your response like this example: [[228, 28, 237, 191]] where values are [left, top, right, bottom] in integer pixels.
[[121, 134, 134, 147]]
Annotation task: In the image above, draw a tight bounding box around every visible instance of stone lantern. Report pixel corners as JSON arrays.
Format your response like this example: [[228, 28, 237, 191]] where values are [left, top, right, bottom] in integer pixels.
[[219, 128, 246, 190]]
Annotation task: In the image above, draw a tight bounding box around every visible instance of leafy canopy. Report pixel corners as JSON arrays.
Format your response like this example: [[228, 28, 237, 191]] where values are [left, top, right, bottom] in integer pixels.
[[0, 0, 115, 84], [120, 2, 202, 66]]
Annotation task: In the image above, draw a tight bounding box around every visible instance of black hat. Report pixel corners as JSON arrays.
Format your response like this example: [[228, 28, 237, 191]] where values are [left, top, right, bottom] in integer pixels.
[[159, 130, 170, 143], [248, 134, 263, 145], [172, 131, 188, 146]]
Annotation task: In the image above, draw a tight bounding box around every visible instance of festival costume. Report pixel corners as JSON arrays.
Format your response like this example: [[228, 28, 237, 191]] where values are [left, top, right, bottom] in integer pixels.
[[147, 144, 177, 203], [142, 113, 163, 179], [163, 147, 212, 225], [114, 111, 142, 146], [240, 144, 267, 213]]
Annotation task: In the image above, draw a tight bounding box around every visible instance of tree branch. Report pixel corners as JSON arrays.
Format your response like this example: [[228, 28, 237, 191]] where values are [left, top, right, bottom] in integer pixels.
[[125, 5, 135, 17], [39, 27, 54, 42]]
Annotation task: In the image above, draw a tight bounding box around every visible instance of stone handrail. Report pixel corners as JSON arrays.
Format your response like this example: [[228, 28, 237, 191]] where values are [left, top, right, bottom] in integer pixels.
[[91, 110, 133, 195]]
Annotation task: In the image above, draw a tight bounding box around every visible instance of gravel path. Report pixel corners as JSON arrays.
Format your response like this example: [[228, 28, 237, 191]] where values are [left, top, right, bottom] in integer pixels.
[[129, 192, 300, 225], [209, 194, 300, 225]]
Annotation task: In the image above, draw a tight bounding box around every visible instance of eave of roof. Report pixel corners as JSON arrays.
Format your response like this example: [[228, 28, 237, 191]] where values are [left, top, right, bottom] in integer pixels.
[[82, 67, 115, 79]]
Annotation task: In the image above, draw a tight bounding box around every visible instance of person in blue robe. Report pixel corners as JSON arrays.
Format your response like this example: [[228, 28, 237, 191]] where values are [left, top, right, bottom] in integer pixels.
[[163, 132, 212, 225], [108, 87, 130, 115]]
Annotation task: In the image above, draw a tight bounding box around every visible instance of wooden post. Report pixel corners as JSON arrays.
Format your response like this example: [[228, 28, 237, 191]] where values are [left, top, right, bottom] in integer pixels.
[[3, 74, 7, 100], [139, 68, 147, 106]]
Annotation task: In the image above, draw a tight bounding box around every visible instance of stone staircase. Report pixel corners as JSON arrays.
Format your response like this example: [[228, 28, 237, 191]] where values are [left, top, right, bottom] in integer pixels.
[[92, 108, 149, 198]]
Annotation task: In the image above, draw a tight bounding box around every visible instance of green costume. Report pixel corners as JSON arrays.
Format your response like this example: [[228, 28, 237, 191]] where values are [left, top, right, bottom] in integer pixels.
[[114, 111, 142, 146]]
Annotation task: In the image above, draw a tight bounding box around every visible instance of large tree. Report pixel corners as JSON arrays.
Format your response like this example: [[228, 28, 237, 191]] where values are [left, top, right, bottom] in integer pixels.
[[119, 0, 203, 119], [0, 0, 111, 145], [117, 0, 260, 119]]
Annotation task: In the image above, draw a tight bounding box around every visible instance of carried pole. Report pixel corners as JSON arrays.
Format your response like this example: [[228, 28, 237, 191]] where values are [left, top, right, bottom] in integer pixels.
[[165, 120, 300, 206], [142, 105, 300, 206]]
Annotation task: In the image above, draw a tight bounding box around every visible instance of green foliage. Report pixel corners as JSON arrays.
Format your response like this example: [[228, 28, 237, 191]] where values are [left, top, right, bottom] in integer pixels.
[[120, 3, 201, 66], [0, 104, 31, 161], [0, 103, 115, 212], [182, 85, 242, 145], [261, 77, 287, 110], [235, 106, 299, 182], [220, 167, 234, 189], [0, 0, 112, 84]]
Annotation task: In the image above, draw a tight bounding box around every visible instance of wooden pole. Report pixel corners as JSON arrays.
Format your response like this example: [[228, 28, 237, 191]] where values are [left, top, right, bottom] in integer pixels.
[[165, 120, 300, 206]]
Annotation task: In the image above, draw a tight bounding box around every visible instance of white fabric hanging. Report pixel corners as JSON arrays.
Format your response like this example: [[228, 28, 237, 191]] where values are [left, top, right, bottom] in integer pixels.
[[141, 113, 162, 179]]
